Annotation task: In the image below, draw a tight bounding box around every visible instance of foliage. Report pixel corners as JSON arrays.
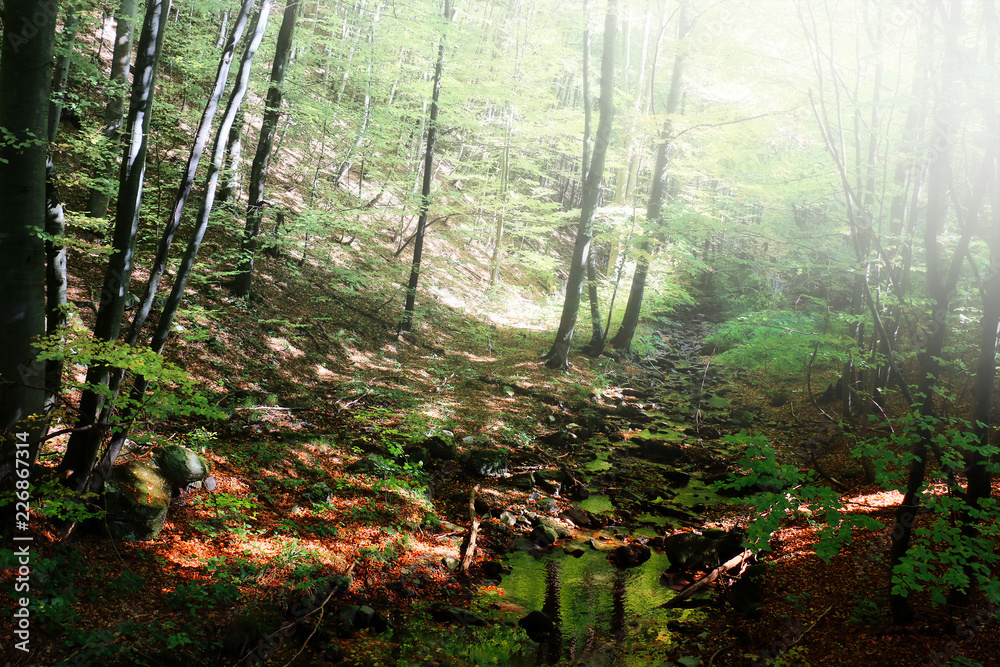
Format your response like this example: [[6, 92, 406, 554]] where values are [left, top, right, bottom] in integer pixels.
[[716, 431, 882, 560]]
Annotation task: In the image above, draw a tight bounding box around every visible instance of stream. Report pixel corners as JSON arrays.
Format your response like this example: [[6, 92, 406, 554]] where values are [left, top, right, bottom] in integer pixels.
[[384, 313, 748, 666]]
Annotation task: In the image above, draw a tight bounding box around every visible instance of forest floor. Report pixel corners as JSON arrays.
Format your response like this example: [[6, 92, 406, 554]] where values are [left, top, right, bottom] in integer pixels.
[[5, 244, 1000, 667]]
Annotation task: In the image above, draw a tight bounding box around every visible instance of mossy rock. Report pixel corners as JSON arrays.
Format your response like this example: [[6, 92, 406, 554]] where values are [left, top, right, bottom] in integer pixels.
[[152, 444, 210, 488], [461, 448, 509, 478], [105, 460, 171, 541]]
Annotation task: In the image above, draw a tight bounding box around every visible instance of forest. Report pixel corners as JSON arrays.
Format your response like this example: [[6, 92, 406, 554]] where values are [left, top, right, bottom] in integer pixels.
[[0, 0, 997, 664]]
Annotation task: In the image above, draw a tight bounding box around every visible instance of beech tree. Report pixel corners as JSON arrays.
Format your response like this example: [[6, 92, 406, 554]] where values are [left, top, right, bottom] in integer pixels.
[[0, 0, 57, 480], [543, 0, 617, 370], [58, 0, 172, 492], [400, 0, 454, 333], [232, 0, 298, 298]]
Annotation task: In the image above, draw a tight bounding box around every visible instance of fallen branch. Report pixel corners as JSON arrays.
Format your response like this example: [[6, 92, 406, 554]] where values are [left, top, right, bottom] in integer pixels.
[[459, 484, 481, 573], [663, 549, 754, 608]]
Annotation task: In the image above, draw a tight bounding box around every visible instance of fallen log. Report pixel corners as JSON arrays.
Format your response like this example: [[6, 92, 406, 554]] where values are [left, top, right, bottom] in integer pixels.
[[662, 549, 754, 608]]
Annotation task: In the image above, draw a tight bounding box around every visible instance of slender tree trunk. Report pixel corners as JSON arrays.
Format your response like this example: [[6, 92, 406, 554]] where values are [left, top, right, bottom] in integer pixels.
[[48, 2, 83, 142], [0, 0, 57, 485], [218, 108, 245, 204], [333, 2, 381, 185], [44, 158, 68, 414], [232, 0, 297, 298], [608, 0, 688, 352], [127, 0, 256, 343], [543, 0, 617, 369], [400, 0, 455, 333], [87, 0, 138, 220], [58, 0, 172, 492], [889, 0, 963, 623], [101, 0, 275, 473]]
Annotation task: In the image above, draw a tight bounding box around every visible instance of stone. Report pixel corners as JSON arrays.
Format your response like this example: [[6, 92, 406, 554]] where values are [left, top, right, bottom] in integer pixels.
[[508, 472, 535, 489], [424, 432, 457, 460], [530, 524, 558, 547], [608, 544, 651, 569], [431, 604, 486, 627], [461, 448, 509, 478], [518, 610, 554, 641], [152, 444, 210, 488], [104, 460, 171, 541], [560, 507, 590, 527], [301, 482, 334, 503], [663, 468, 691, 488]]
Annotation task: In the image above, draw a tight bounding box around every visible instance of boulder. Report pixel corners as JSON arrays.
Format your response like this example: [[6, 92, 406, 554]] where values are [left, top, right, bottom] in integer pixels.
[[152, 444, 210, 488], [423, 431, 458, 460], [608, 544, 651, 569], [105, 460, 171, 541], [518, 610, 554, 641], [461, 448, 509, 477]]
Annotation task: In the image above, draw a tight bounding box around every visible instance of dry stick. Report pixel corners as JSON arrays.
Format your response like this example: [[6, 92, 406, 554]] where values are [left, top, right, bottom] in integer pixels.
[[664, 549, 753, 608], [459, 484, 481, 573]]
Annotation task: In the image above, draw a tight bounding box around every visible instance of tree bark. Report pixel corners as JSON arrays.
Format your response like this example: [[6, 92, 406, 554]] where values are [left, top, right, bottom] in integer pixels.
[[48, 1, 83, 142], [87, 0, 138, 220], [44, 157, 68, 414], [543, 0, 616, 370], [58, 0, 172, 492], [127, 0, 256, 342], [400, 0, 455, 333], [0, 0, 57, 484], [101, 0, 275, 474], [232, 0, 298, 298], [608, 0, 688, 352]]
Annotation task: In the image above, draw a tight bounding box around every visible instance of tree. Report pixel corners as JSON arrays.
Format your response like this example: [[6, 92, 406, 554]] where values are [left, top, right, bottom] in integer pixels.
[[100, 0, 276, 473], [232, 0, 298, 298], [400, 0, 455, 333], [608, 0, 690, 353], [87, 0, 138, 220], [0, 0, 57, 481], [58, 0, 172, 492], [542, 0, 617, 370]]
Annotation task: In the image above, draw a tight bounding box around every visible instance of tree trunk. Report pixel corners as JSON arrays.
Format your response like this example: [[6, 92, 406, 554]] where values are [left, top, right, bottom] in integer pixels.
[[87, 0, 138, 220], [232, 0, 297, 298], [0, 0, 56, 485], [543, 0, 617, 369], [400, 0, 455, 333], [127, 0, 256, 342], [48, 2, 83, 142], [218, 108, 245, 204], [58, 0, 172, 492], [101, 0, 275, 474], [889, 0, 963, 623], [44, 157, 68, 414], [608, 0, 688, 352]]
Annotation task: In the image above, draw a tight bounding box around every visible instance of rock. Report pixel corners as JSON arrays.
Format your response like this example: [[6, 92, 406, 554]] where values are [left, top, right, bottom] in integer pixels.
[[499, 511, 519, 527], [424, 432, 457, 460], [566, 483, 591, 501], [203, 476, 217, 491], [301, 482, 334, 503], [536, 469, 565, 494], [659, 532, 719, 573], [104, 460, 171, 541], [662, 469, 691, 488], [346, 455, 402, 477], [730, 561, 766, 617], [768, 390, 789, 407], [563, 545, 586, 558], [152, 444, 210, 488], [632, 439, 684, 463], [560, 507, 590, 527], [479, 561, 508, 579], [518, 610, 554, 641], [508, 472, 535, 489], [461, 448, 509, 478], [430, 604, 486, 627], [473, 497, 491, 516], [530, 524, 558, 547], [608, 544, 651, 569]]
